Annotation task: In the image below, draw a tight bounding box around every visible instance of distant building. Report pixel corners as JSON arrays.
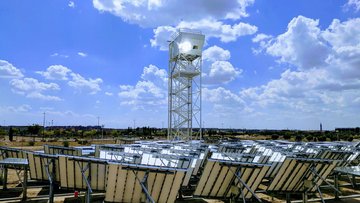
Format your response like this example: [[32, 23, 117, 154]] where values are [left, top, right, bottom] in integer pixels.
[[335, 127, 360, 133], [320, 123, 322, 132]]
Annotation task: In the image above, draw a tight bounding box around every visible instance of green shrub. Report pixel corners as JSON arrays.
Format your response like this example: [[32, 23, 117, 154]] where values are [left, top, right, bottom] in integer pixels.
[[271, 134, 279, 140], [295, 135, 302, 142], [306, 135, 313, 141], [49, 138, 58, 142], [28, 141, 35, 146], [283, 134, 291, 140], [318, 136, 327, 142], [62, 140, 69, 147], [77, 140, 89, 145]]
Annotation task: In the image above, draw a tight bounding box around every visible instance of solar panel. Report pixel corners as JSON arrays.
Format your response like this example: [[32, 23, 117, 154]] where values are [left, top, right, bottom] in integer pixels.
[[58, 155, 108, 191], [44, 145, 83, 156], [267, 158, 339, 192], [105, 162, 186, 203], [27, 152, 59, 182], [194, 159, 270, 201]]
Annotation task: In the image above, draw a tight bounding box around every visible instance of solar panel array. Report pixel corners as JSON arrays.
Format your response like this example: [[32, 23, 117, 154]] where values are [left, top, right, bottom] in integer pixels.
[[0, 140, 359, 202]]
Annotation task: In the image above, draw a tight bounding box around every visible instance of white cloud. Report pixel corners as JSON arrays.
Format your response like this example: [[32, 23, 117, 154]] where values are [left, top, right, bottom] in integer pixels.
[[203, 45, 230, 62], [78, 52, 87, 57], [203, 87, 248, 118], [204, 87, 244, 104], [0, 60, 24, 78], [105, 92, 113, 96], [346, 0, 360, 11], [0, 104, 32, 113], [68, 73, 103, 94], [140, 64, 167, 85], [243, 16, 360, 117], [202, 46, 242, 84], [36, 65, 71, 80], [37, 64, 103, 94], [178, 19, 257, 43], [266, 16, 330, 70], [27, 92, 63, 101], [118, 65, 167, 109], [92, 0, 257, 50], [68, 1, 75, 8], [252, 33, 272, 43], [204, 61, 242, 84], [93, 0, 254, 27], [10, 78, 60, 92], [151, 19, 257, 50], [50, 53, 69, 58], [10, 77, 61, 101], [150, 26, 176, 51]]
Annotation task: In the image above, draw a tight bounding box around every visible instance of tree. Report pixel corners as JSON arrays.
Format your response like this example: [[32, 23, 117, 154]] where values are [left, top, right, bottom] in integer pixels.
[[271, 134, 279, 140], [295, 135, 302, 142], [28, 124, 41, 135], [283, 134, 291, 140], [8, 127, 13, 141]]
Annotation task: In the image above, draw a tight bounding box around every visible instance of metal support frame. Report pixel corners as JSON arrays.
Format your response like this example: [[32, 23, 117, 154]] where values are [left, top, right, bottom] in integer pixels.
[[228, 167, 262, 203], [76, 161, 92, 203], [309, 165, 341, 194], [14, 167, 27, 200], [0, 161, 28, 200], [305, 164, 341, 203], [334, 173, 340, 199], [133, 170, 155, 203], [44, 158, 56, 203], [2, 167, 7, 190], [302, 191, 308, 203], [285, 193, 291, 203], [168, 30, 203, 141]]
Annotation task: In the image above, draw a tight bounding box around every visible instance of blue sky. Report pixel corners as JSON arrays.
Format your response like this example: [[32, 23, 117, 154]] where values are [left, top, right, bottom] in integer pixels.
[[0, 0, 359, 130]]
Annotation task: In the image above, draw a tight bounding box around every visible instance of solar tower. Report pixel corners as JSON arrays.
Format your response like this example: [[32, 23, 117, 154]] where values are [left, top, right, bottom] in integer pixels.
[[168, 29, 205, 140]]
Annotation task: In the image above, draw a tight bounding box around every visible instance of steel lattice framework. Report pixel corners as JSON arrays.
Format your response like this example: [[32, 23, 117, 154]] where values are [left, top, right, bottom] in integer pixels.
[[168, 30, 205, 140]]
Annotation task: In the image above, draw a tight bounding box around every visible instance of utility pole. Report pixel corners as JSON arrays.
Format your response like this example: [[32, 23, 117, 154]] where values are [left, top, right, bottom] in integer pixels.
[[102, 125, 104, 139], [97, 116, 100, 139], [43, 112, 46, 138]]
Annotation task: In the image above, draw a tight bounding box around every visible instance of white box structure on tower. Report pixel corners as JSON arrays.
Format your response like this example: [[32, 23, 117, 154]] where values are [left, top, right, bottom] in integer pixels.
[[168, 29, 205, 140]]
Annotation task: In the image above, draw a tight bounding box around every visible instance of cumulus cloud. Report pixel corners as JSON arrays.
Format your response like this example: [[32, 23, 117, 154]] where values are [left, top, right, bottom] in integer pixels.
[[10, 77, 61, 101], [151, 20, 257, 50], [204, 61, 242, 84], [0, 60, 24, 78], [36, 65, 71, 80], [203, 45, 231, 62], [266, 16, 330, 70], [37, 64, 103, 94], [78, 52, 87, 57], [105, 92, 113, 96], [245, 16, 360, 116], [93, 0, 254, 27], [92, 0, 257, 50], [68, 73, 103, 94], [50, 53, 69, 58], [202, 46, 242, 84], [118, 64, 167, 108], [0, 104, 32, 113], [68, 1, 75, 8], [203, 87, 249, 118], [345, 0, 360, 11]]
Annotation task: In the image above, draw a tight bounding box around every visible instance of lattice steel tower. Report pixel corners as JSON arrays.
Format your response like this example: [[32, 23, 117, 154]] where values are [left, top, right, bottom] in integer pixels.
[[168, 29, 205, 140]]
